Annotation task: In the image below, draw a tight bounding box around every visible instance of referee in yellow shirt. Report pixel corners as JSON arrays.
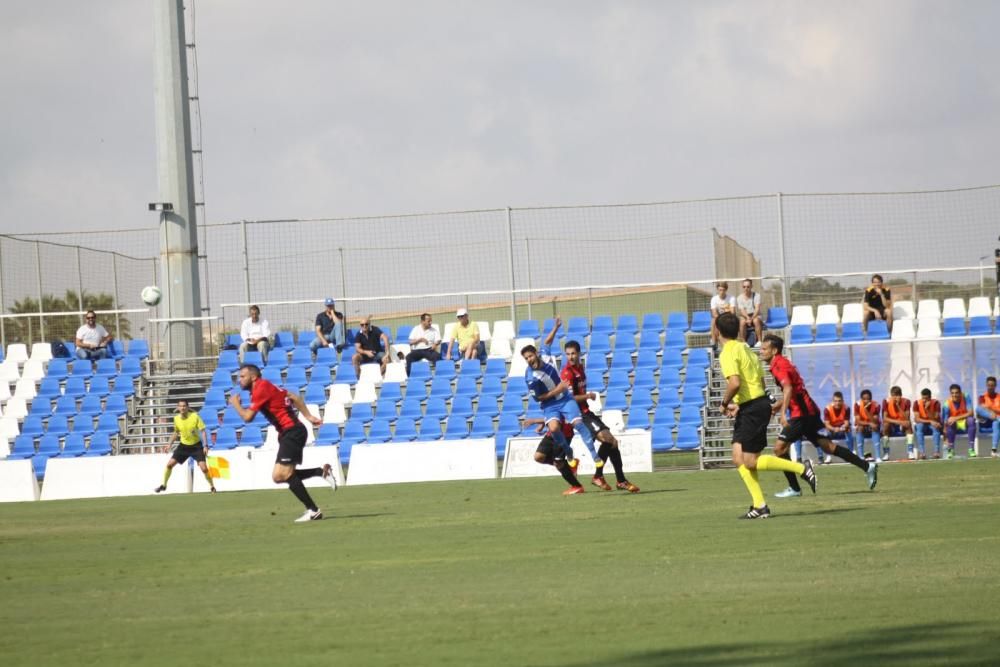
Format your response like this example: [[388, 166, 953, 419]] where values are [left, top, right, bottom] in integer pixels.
[[717, 312, 815, 519], [155, 399, 216, 494]]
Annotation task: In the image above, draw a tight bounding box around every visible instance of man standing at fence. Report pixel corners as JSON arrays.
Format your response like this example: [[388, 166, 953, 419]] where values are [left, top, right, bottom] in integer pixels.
[[760, 335, 877, 499], [976, 376, 1000, 458], [229, 364, 336, 522], [310, 298, 345, 355], [75, 310, 114, 362], [239, 305, 271, 365], [942, 383, 977, 459], [155, 399, 216, 494], [716, 313, 815, 519]]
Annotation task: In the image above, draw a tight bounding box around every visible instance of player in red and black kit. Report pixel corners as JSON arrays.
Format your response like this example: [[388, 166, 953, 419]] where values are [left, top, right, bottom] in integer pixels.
[[229, 364, 337, 522], [562, 338, 639, 493], [760, 335, 877, 495]]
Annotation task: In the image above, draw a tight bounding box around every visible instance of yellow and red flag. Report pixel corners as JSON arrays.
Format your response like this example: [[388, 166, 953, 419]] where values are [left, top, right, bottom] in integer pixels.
[[206, 456, 231, 479]]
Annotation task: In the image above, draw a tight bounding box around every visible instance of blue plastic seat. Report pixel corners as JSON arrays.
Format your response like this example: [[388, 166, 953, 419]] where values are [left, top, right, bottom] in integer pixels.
[[9, 434, 36, 459], [93, 358, 118, 378], [814, 323, 838, 343], [479, 376, 504, 400], [764, 307, 789, 330], [483, 358, 507, 378], [588, 332, 612, 355], [680, 384, 705, 405], [273, 331, 296, 348], [94, 412, 121, 436], [302, 382, 328, 405], [399, 394, 424, 419], [604, 389, 628, 411], [969, 316, 993, 335], [268, 351, 289, 371], [660, 348, 684, 369], [641, 313, 665, 334], [638, 330, 662, 352], [566, 317, 590, 338], [201, 388, 227, 412], [88, 376, 111, 397], [627, 408, 653, 430], [396, 325, 413, 342], [651, 423, 675, 452], [454, 375, 480, 397], [283, 366, 308, 389], [21, 416, 45, 437], [287, 346, 314, 369], [367, 419, 393, 443], [675, 425, 701, 450], [688, 311, 711, 334], [350, 402, 374, 424], [658, 366, 682, 391], [373, 395, 399, 421], [70, 361, 93, 379], [214, 426, 239, 449], [449, 395, 475, 419], [867, 320, 890, 341], [126, 339, 150, 359], [841, 322, 864, 342], [428, 375, 453, 398], [379, 382, 403, 402], [77, 393, 104, 418], [435, 362, 456, 379], [615, 314, 639, 336], [654, 403, 677, 428], [614, 332, 637, 355], [315, 423, 341, 446], [633, 368, 657, 390], [239, 427, 264, 448], [423, 397, 449, 420], [501, 391, 525, 417], [667, 311, 689, 332], [606, 368, 631, 391], [476, 396, 500, 418], [630, 391, 655, 415], [104, 393, 128, 417], [46, 358, 69, 380], [391, 417, 419, 442], [36, 433, 61, 455], [85, 433, 112, 456], [663, 329, 686, 350], [609, 352, 634, 372], [261, 366, 283, 385], [242, 350, 264, 367], [443, 414, 469, 440], [790, 325, 813, 345], [409, 361, 432, 382], [634, 349, 660, 370], [591, 315, 614, 334], [62, 433, 87, 457], [517, 320, 540, 338], [333, 365, 357, 385], [32, 454, 52, 480], [45, 415, 70, 439], [457, 359, 483, 380], [678, 404, 702, 426], [469, 412, 496, 438], [314, 346, 338, 367], [210, 368, 234, 390], [942, 318, 966, 337], [657, 388, 681, 410], [686, 348, 711, 366], [29, 398, 53, 417]]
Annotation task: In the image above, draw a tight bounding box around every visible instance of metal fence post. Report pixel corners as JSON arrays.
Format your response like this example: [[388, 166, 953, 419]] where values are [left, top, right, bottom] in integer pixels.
[[911, 271, 918, 304], [776, 192, 790, 310], [75, 245, 85, 316], [35, 241, 45, 342], [0, 237, 6, 350], [506, 207, 516, 326], [112, 254, 122, 340], [240, 219, 251, 303], [338, 247, 347, 310], [524, 237, 532, 321], [587, 287, 593, 323]]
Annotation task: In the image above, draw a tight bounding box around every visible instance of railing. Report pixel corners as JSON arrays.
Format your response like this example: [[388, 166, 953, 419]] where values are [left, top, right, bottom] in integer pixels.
[[0, 308, 150, 351]]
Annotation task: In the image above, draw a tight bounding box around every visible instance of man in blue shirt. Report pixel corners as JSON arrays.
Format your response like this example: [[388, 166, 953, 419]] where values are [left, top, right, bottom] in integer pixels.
[[522, 343, 601, 471]]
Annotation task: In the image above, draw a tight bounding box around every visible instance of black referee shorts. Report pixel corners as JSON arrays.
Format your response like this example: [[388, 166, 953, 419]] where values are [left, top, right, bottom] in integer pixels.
[[275, 422, 308, 465], [171, 443, 205, 464], [732, 396, 772, 453], [778, 414, 825, 445]]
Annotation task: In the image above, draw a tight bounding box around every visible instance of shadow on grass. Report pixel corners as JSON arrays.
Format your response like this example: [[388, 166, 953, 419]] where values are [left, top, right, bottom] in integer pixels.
[[557, 622, 999, 667], [333, 512, 394, 520], [782, 507, 867, 518]]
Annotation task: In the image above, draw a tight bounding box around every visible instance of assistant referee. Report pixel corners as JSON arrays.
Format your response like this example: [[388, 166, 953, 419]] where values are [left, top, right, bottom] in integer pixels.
[[716, 312, 814, 519], [155, 399, 216, 494]]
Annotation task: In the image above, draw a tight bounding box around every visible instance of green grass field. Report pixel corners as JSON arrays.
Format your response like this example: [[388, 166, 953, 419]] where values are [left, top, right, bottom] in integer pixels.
[[2, 460, 999, 667]]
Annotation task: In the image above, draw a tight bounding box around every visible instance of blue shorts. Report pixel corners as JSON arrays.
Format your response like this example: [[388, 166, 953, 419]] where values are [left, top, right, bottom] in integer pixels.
[[543, 398, 583, 425]]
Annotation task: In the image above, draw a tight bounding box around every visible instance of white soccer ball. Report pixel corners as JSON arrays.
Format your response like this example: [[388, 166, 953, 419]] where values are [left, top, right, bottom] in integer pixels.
[[141, 285, 162, 306]]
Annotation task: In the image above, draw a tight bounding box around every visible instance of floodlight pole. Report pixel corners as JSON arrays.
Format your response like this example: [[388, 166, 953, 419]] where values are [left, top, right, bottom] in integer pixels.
[[152, 0, 203, 359]]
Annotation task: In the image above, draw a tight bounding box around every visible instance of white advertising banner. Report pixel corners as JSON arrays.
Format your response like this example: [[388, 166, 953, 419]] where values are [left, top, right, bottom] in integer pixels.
[[41, 454, 192, 500], [0, 459, 39, 502], [501, 430, 653, 478], [346, 439, 497, 486]]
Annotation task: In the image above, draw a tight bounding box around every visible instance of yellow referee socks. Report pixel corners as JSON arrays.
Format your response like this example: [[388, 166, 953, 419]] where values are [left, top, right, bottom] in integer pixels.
[[162, 467, 173, 486], [737, 465, 766, 508], [757, 454, 805, 475]]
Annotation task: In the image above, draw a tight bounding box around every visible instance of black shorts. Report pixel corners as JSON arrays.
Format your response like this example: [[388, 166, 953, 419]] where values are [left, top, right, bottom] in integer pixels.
[[275, 423, 308, 465], [535, 433, 571, 464], [172, 443, 206, 464], [580, 412, 609, 439], [778, 414, 825, 445], [732, 396, 772, 453]]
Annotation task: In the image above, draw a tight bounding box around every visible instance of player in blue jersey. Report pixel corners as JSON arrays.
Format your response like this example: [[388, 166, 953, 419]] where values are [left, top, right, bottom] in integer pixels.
[[522, 342, 601, 472]]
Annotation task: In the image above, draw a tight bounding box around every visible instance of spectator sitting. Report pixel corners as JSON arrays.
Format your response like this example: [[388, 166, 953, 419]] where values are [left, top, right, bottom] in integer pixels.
[[736, 278, 764, 347], [75, 310, 114, 361], [853, 389, 882, 462], [353, 315, 390, 376], [942, 383, 976, 459], [913, 388, 942, 460], [709, 281, 736, 349], [820, 391, 853, 464], [405, 313, 441, 376], [310, 298, 345, 355], [976, 376, 1000, 458], [239, 305, 271, 364], [880, 385, 913, 461], [862, 273, 893, 333], [449, 308, 482, 360]]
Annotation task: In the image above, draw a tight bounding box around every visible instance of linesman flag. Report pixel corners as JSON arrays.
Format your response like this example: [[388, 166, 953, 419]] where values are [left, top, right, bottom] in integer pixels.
[[206, 456, 231, 480]]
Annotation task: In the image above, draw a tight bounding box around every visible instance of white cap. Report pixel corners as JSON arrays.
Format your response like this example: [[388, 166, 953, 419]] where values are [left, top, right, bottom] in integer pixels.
[[456, 308, 468, 318]]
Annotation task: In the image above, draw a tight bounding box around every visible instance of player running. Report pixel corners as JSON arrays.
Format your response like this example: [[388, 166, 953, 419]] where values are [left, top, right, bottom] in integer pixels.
[[154, 399, 216, 494], [229, 364, 337, 522], [561, 336, 638, 493], [760, 335, 877, 498]]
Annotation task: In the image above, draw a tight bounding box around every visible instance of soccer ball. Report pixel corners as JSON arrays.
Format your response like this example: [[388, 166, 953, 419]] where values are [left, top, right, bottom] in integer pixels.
[[141, 285, 162, 306]]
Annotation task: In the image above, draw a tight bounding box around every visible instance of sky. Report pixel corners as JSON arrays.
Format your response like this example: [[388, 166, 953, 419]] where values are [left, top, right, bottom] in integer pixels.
[[1, 0, 999, 235]]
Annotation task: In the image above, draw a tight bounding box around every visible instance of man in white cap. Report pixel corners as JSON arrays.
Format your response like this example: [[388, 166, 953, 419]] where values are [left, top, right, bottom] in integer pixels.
[[310, 298, 345, 355], [449, 308, 481, 360]]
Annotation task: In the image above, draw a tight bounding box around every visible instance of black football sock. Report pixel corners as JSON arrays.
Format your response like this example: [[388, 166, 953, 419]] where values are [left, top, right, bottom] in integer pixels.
[[779, 450, 801, 492], [558, 463, 581, 487], [286, 473, 318, 511], [834, 445, 870, 472], [595, 443, 613, 477], [608, 447, 626, 483], [296, 467, 323, 480]]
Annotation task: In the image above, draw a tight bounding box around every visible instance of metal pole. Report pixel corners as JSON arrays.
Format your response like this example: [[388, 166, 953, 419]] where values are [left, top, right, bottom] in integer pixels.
[[505, 207, 516, 326], [35, 241, 45, 342], [338, 246, 347, 310], [775, 193, 790, 311], [980, 257, 987, 298], [112, 254, 122, 341], [587, 287, 593, 324], [240, 219, 251, 303], [75, 245, 85, 318], [0, 238, 6, 350], [524, 237, 532, 321], [911, 271, 918, 305]]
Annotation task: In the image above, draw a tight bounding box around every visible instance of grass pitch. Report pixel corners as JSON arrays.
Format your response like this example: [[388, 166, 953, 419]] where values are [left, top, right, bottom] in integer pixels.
[[1, 460, 999, 667]]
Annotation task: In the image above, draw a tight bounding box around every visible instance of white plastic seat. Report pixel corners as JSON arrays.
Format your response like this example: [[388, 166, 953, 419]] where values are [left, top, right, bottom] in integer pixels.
[[301, 405, 319, 443], [512, 337, 535, 357], [587, 393, 603, 415], [941, 298, 967, 320], [29, 343, 53, 363], [0, 361, 20, 384], [390, 343, 411, 360], [383, 362, 408, 384], [442, 322, 458, 345], [507, 353, 528, 379], [4, 344, 28, 366], [13, 378, 37, 400], [0, 416, 20, 440], [789, 306, 815, 327], [890, 319, 916, 340], [358, 364, 383, 387], [3, 397, 27, 420], [265, 421, 315, 446], [916, 319, 941, 339], [892, 300, 916, 321], [916, 299, 941, 321], [492, 320, 516, 341], [600, 409, 626, 434], [841, 303, 864, 324], [20, 359, 45, 383], [488, 337, 513, 360], [352, 381, 378, 404], [329, 383, 353, 407], [0, 381, 11, 403], [322, 399, 347, 425], [968, 297, 992, 318], [814, 304, 840, 326], [476, 321, 492, 342], [994, 297, 999, 318]]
